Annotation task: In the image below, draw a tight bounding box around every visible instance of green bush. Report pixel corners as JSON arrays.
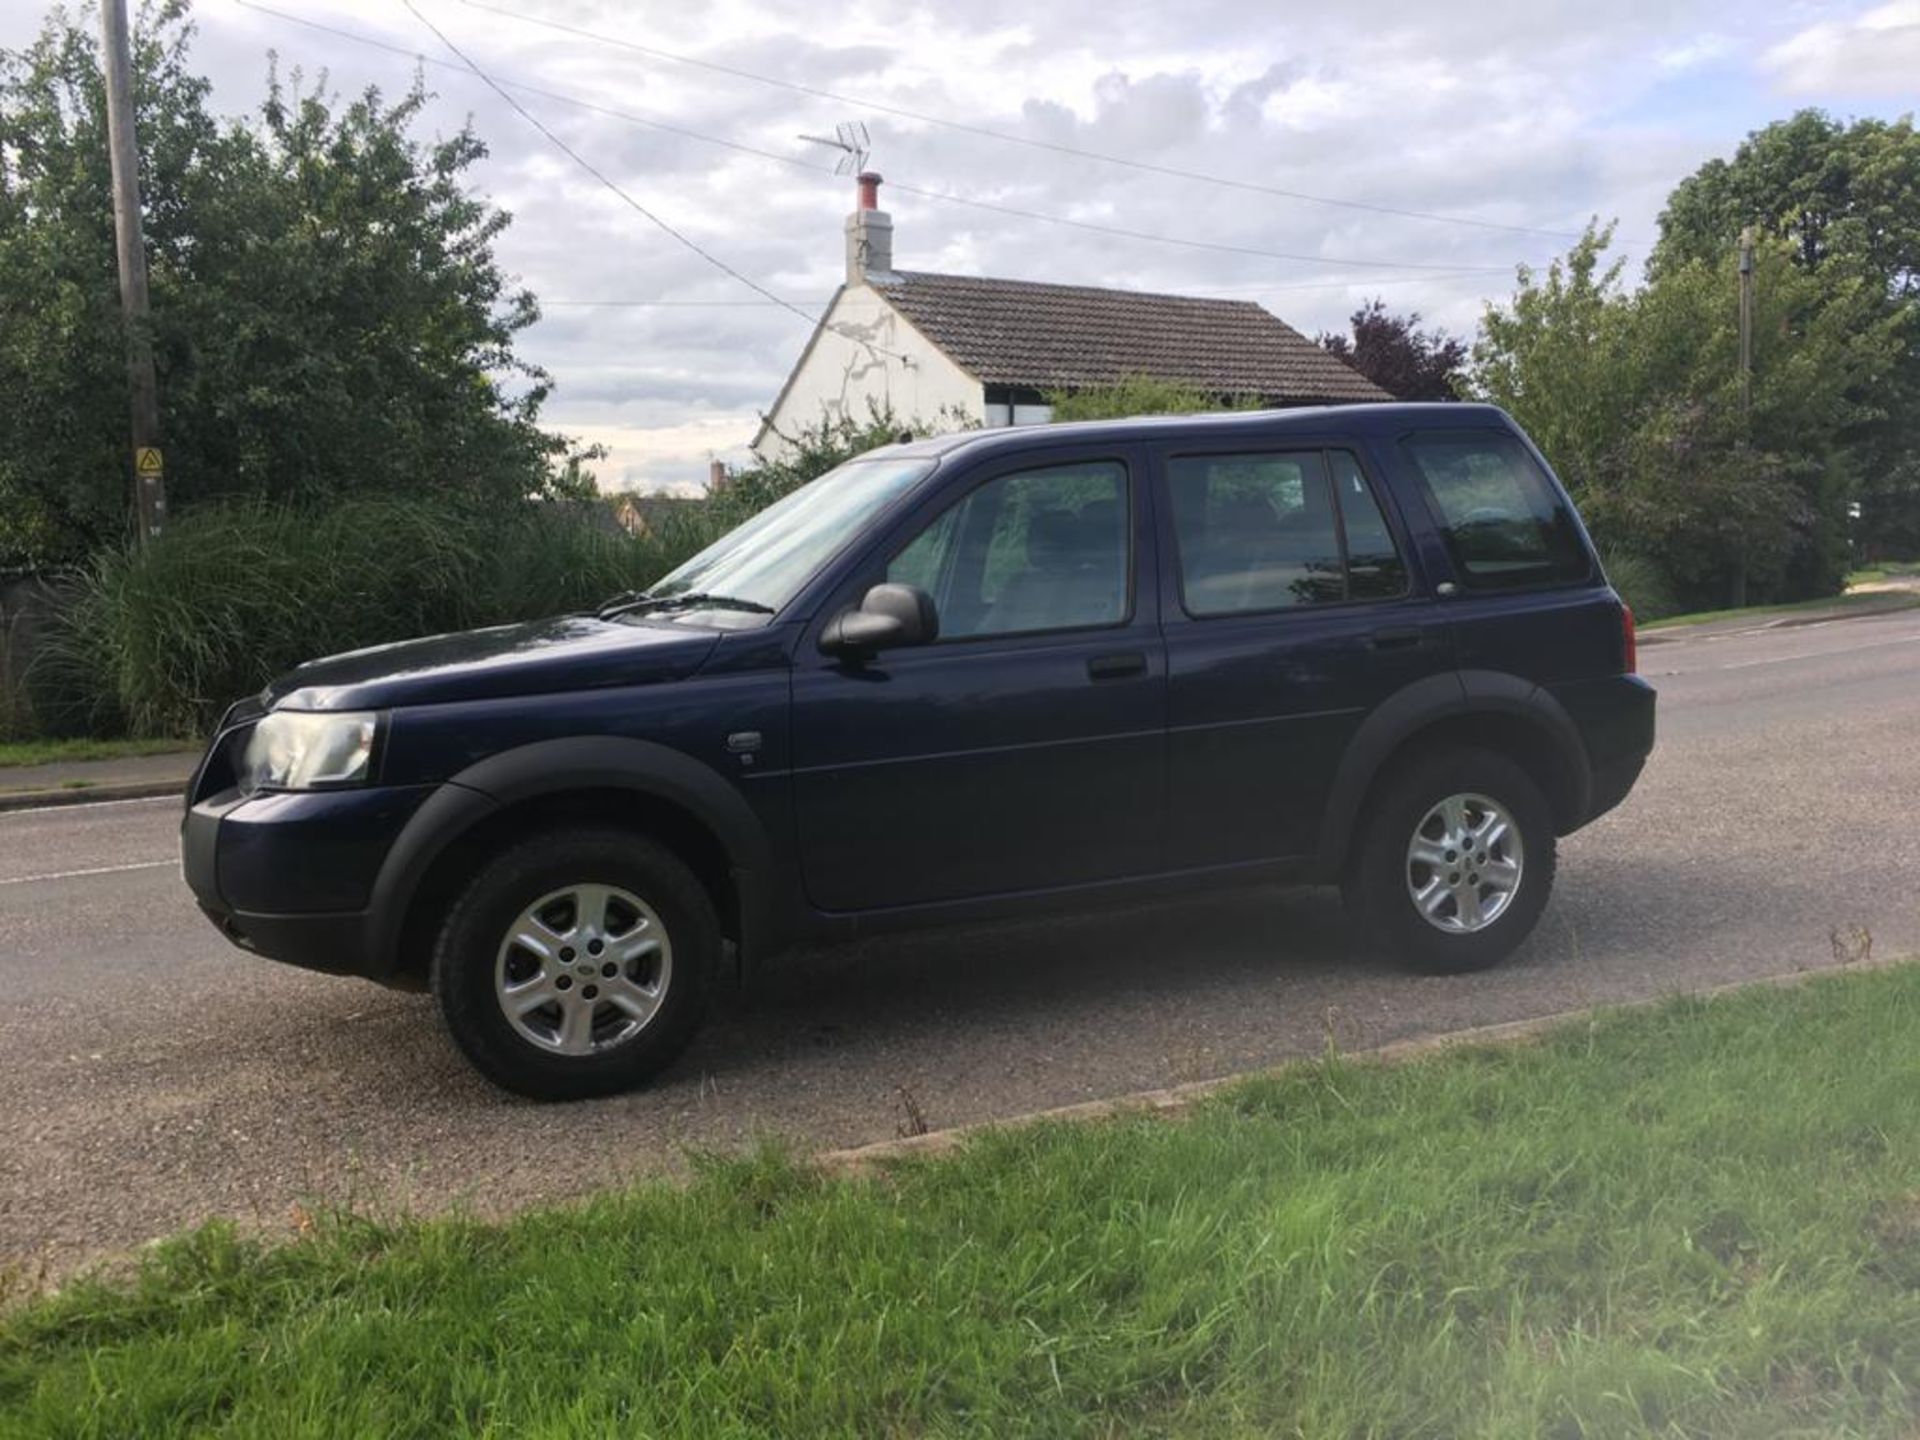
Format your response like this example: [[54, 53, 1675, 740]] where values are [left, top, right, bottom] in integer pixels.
[[33, 495, 721, 739], [1597, 544, 1679, 622], [1047, 376, 1260, 421]]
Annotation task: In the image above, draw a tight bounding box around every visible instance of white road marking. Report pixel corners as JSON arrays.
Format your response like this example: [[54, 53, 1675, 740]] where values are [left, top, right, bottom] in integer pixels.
[[0, 859, 174, 887], [1716, 631, 1920, 671]]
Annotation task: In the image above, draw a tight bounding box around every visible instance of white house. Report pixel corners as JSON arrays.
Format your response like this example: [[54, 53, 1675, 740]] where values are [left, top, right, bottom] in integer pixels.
[[751, 173, 1388, 460]]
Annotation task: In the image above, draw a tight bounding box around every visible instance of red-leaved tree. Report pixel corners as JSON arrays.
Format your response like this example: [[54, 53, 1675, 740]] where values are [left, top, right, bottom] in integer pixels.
[[1318, 299, 1467, 402]]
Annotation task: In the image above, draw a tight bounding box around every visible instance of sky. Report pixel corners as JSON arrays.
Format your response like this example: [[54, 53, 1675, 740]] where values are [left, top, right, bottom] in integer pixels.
[[6, 0, 1917, 493]]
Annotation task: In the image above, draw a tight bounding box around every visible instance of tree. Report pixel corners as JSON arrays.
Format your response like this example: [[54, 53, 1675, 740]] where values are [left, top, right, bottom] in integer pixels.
[[0, 3, 575, 569], [1654, 111, 1920, 559], [1471, 225, 1642, 501], [1654, 110, 1920, 291], [1317, 299, 1466, 401], [1473, 223, 1909, 606]]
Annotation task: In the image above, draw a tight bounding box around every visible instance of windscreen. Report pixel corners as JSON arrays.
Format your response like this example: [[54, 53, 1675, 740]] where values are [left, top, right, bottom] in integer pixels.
[[644, 456, 935, 618]]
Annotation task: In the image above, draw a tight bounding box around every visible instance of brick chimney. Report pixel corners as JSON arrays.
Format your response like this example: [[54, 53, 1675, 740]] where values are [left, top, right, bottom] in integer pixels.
[[844, 170, 894, 285]]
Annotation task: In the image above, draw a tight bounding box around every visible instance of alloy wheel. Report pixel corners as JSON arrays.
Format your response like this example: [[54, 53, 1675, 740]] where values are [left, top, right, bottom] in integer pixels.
[[493, 883, 673, 1055], [1404, 792, 1525, 935]]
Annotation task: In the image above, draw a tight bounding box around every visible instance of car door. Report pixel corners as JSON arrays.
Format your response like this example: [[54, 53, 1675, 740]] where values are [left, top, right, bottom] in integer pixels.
[[1393, 425, 1611, 684], [791, 444, 1167, 912], [1156, 440, 1454, 868]]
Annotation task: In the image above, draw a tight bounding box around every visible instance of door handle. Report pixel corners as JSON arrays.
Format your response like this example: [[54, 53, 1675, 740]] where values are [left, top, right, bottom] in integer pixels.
[[1368, 625, 1426, 650], [1087, 650, 1148, 680]]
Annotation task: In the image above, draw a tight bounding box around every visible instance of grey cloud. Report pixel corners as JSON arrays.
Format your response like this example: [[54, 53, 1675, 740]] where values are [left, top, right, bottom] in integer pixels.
[[1762, 3, 1920, 98], [1222, 59, 1312, 129], [705, 34, 899, 86], [1084, 70, 1214, 152], [0, 0, 1889, 494]]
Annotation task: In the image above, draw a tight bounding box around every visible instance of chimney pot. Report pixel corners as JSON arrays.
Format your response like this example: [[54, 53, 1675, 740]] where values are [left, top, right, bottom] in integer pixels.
[[845, 171, 893, 285]]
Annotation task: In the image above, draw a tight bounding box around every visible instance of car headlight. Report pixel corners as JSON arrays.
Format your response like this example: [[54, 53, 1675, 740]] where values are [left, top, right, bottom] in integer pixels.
[[239, 711, 378, 794]]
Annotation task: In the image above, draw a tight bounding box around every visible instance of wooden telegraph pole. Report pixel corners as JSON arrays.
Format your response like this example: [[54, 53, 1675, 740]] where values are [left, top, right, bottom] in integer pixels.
[[1738, 225, 1755, 423], [99, 0, 166, 544], [1731, 224, 1756, 608]]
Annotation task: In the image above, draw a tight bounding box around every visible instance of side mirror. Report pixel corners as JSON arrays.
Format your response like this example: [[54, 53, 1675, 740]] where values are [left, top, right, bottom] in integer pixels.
[[820, 582, 939, 658]]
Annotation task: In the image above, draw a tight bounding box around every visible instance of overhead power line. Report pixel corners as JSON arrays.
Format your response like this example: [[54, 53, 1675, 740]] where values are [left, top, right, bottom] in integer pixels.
[[539, 267, 1515, 310], [237, 2, 1526, 278], [882, 180, 1514, 272], [235, 1, 830, 177], [458, 0, 1587, 243], [396, 0, 910, 360]]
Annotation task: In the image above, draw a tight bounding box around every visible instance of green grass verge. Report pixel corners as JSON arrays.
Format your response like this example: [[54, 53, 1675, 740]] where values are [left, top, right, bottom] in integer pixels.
[[0, 737, 195, 770], [1642, 588, 1920, 631], [7, 966, 1920, 1437]]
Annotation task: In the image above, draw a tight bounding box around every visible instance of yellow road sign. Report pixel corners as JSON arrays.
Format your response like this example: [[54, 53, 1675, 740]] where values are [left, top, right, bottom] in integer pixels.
[[135, 446, 163, 476]]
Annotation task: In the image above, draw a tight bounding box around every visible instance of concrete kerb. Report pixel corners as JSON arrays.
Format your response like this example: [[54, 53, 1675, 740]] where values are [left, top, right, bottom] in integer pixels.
[[816, 951, 1908, 1176], [0, 781, 184, 813], [1638, 595, 1920, 646]]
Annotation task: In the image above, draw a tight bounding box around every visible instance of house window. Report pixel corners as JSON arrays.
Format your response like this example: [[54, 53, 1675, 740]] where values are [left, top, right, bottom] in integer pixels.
[[982, 398, 1054, 428]]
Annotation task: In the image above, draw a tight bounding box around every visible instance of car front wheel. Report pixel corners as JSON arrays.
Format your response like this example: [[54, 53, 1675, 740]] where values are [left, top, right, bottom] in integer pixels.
[[431, 828, 717, 1099], [1342, 747, 1557, 974]]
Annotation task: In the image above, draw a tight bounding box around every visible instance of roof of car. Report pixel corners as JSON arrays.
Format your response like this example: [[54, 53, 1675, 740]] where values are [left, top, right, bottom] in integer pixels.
[[876, 402, 1515, 462]]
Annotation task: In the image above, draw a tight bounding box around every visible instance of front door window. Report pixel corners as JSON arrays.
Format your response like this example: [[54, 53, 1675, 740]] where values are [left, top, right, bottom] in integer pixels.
[[888, 461, 1130, 639]]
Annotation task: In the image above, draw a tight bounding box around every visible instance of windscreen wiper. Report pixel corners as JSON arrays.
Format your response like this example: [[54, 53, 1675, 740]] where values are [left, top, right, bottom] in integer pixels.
[[597, 591, 775, 620]]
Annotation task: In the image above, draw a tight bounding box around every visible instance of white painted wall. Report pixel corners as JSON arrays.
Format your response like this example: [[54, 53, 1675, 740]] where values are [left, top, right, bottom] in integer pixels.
[[752, 286, 984, 461]]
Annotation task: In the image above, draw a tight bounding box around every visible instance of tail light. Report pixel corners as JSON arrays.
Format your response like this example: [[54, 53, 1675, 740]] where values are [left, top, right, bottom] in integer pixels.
[[1621, 603, 1637, 674]]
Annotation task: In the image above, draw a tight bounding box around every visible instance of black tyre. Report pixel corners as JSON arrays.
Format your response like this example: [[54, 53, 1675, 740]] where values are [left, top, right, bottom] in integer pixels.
[[1341, 747, 1556, 975], [431, 827, 718, 1100]]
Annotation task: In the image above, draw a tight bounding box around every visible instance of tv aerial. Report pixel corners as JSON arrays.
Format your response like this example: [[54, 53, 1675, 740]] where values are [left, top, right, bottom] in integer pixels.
[[798, 120, 871, 175]]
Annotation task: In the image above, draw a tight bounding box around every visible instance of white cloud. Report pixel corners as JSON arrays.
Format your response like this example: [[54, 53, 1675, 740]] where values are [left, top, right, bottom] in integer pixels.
[[1762, 1, 1920, 97], [1655, 33, 1736, 71], [1, 0, 1901, 491], [569, 414, 758, 495]]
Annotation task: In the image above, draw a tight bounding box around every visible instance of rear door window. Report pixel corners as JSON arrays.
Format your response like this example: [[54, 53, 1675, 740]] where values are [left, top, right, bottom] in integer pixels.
[[1329, 450, 1409, 601], [1166, 450, 1407, 615], [1402, 431, 1591, 589]]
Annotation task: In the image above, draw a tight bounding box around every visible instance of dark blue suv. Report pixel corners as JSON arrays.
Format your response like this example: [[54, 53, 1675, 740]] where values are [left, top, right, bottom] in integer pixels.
[[183, 404, 1653, 1099]]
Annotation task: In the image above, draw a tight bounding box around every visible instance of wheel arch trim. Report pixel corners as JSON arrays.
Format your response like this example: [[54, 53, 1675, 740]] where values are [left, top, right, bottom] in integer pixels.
[[1314, 669, 1592, 874], [363, 736, 769, 978]]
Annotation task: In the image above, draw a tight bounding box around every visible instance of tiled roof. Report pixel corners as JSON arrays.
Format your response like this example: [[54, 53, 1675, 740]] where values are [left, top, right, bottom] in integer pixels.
[[869, 270, 1389, 403]]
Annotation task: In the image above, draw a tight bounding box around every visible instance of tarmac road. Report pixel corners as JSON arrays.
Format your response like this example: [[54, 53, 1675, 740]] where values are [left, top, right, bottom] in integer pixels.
[[4, 605, 1918, 1278]]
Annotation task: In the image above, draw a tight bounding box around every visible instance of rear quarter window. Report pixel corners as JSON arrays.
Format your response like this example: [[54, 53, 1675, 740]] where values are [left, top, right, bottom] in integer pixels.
[[1402, 431, 1591, 590]]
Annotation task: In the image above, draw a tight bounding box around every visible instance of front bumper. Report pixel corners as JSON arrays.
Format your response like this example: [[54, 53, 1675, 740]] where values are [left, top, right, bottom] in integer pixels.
[[182, 783, 437, 982]]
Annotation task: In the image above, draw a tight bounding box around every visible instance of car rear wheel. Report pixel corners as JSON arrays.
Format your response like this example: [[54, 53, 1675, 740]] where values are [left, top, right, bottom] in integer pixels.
[[431, 828, 717, 1099], [1342, 747, 1556, 974]]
